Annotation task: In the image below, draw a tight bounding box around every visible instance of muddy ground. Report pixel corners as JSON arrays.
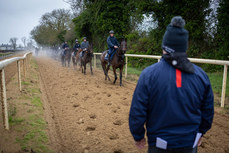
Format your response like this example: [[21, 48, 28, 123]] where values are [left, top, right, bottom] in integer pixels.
[[37, 56, 229, 153], [1, 55, 229, 153]]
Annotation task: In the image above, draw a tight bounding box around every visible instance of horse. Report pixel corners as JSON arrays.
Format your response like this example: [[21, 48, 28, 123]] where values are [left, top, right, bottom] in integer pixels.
[[72, 48, 82, 70], [100, 39, 127, 86], [61, 48, 72, 67], [80, 46, 93, 75]]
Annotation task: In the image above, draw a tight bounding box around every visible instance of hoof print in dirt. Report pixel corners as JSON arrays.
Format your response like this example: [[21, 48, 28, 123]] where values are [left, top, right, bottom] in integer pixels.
[[107, 94, 111, 97], [109, 133, 119, 140], [114, 150, 123, 153], [86, 126, 96, 131], [113, 120, 122, 126], [89, 114, 96, 119], [73, 92, 78, 96], [107, 103, 112, 106], [73, 104, 80, 108]]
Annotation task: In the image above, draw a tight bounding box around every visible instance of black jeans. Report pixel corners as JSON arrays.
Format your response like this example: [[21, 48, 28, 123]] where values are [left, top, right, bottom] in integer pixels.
[[148, 146, 197, 153]]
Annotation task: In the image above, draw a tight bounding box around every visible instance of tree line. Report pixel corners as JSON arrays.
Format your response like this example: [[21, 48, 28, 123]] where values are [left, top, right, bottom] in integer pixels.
[[30, 0, 229, 67]]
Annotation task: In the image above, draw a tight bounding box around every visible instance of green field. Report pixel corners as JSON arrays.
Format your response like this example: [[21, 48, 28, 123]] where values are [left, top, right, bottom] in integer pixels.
[[125, 66, 229, 97]]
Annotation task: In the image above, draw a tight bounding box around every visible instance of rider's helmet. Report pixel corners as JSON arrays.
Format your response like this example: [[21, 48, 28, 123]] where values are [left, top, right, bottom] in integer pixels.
[[75, 39, 78, 42], [109, 30, 114, 34], [83, 37, 87, 40]]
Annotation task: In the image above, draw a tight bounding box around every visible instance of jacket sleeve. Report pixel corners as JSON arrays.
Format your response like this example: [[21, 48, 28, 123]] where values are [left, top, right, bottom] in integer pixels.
[[107, 37, 114, 48], [129, 71, 149, 141], [199, 76, 214, 135]]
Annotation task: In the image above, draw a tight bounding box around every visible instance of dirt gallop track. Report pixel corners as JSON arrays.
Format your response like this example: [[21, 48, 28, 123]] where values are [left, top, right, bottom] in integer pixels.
[[37, 56, 229, 153]]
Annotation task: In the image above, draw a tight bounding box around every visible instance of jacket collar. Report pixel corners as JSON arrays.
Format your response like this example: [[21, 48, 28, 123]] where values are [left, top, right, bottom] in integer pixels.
[[162, 52, 194, 73]]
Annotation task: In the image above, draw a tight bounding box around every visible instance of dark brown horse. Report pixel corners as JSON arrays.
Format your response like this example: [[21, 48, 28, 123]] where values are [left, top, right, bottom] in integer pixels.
[[72, 48, 82, 70], [80, 46, 93, 75], [100, 39, 127, 86]]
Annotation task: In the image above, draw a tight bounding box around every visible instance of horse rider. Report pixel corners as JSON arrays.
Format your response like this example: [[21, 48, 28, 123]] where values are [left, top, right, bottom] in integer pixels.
[[81, 37, 89, 57], [106, 30, 120, 66], [62, 41, 69, 56], [73, 39, 81, 56]]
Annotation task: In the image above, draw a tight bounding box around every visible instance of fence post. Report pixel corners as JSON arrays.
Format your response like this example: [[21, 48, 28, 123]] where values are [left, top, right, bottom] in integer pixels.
[[125, 56, 128, 78], [25, 55, 29, 70], [0, 69, 9, 130], [17, 61, 22, 91], [27, 55, 29, 68], [94, 54, 96, 68], [23, 59, 26, 77], [221, 65, 228, 107]]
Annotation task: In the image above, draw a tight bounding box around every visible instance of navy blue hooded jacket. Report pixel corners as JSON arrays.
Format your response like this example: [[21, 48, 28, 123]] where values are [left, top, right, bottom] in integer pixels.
[[107, 36, 120, 48], [73, 43, 81, 51], [129, 58, 214, 149], [62, 43, 69, 49]]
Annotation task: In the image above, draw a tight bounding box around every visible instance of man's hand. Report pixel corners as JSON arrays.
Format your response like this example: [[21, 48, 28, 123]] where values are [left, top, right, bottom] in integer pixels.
[[114, 46, 118, 48], [198, 137, 202, 147], [135, 138, 146, 149]]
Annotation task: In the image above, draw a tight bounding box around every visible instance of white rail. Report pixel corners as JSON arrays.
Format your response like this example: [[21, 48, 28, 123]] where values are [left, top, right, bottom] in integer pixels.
[[0, 52, 32, 130], [93, 53, 228, 107]]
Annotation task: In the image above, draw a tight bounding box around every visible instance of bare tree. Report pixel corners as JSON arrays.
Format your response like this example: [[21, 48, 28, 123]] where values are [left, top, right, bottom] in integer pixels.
[[21, 36, 27, 48], [40, 9, 71, 31], [27, 39, 34, 49], [31, 9, 73, 45], [9, 37, 18, 50], [63, 0, 84, 17]]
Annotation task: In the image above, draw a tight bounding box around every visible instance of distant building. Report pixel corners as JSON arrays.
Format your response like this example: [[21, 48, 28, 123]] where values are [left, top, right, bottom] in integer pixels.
[[0, 44, 13, 50]]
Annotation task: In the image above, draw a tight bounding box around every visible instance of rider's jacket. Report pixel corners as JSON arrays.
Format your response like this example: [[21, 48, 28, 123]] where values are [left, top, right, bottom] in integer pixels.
[[73, 43, 81, 51], [81, 41, 89, 49], [107, 36, 119, 49], [62, 43, 69, 49]]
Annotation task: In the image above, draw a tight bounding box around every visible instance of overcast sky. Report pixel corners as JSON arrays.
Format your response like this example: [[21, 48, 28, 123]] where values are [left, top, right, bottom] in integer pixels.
[[0, 0, 70, 46]]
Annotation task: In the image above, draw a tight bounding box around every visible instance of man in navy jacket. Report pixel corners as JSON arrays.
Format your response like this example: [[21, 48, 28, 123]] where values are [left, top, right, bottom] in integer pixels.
[[73, 39, 81, 56], [81, 37, 89, 57], [129, 16, 214, 153], [106, 30, 120, 65]]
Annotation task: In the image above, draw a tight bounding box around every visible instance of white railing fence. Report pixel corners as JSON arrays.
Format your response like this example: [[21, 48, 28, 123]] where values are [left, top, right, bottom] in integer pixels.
[[93, 53, 229, 108], [0, 52, 32, 130]]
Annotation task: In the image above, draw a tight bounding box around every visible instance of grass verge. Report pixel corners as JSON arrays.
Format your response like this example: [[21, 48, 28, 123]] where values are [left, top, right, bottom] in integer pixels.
[[7, 58, 51, 152]]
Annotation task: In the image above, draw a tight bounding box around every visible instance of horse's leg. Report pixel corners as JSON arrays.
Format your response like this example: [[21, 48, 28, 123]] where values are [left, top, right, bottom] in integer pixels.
[[102, 63, 107, 80], [120, 66, 123, 86], [69, 56, 71, 67], [90, 61, 93, 75], [62, 57, 65, 67], [72, 57, 75, 69], [84, 63, 86, 75], [81, 62, 83, 73], [105, 64, 111, 81], [113, 67, 117, 84]]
